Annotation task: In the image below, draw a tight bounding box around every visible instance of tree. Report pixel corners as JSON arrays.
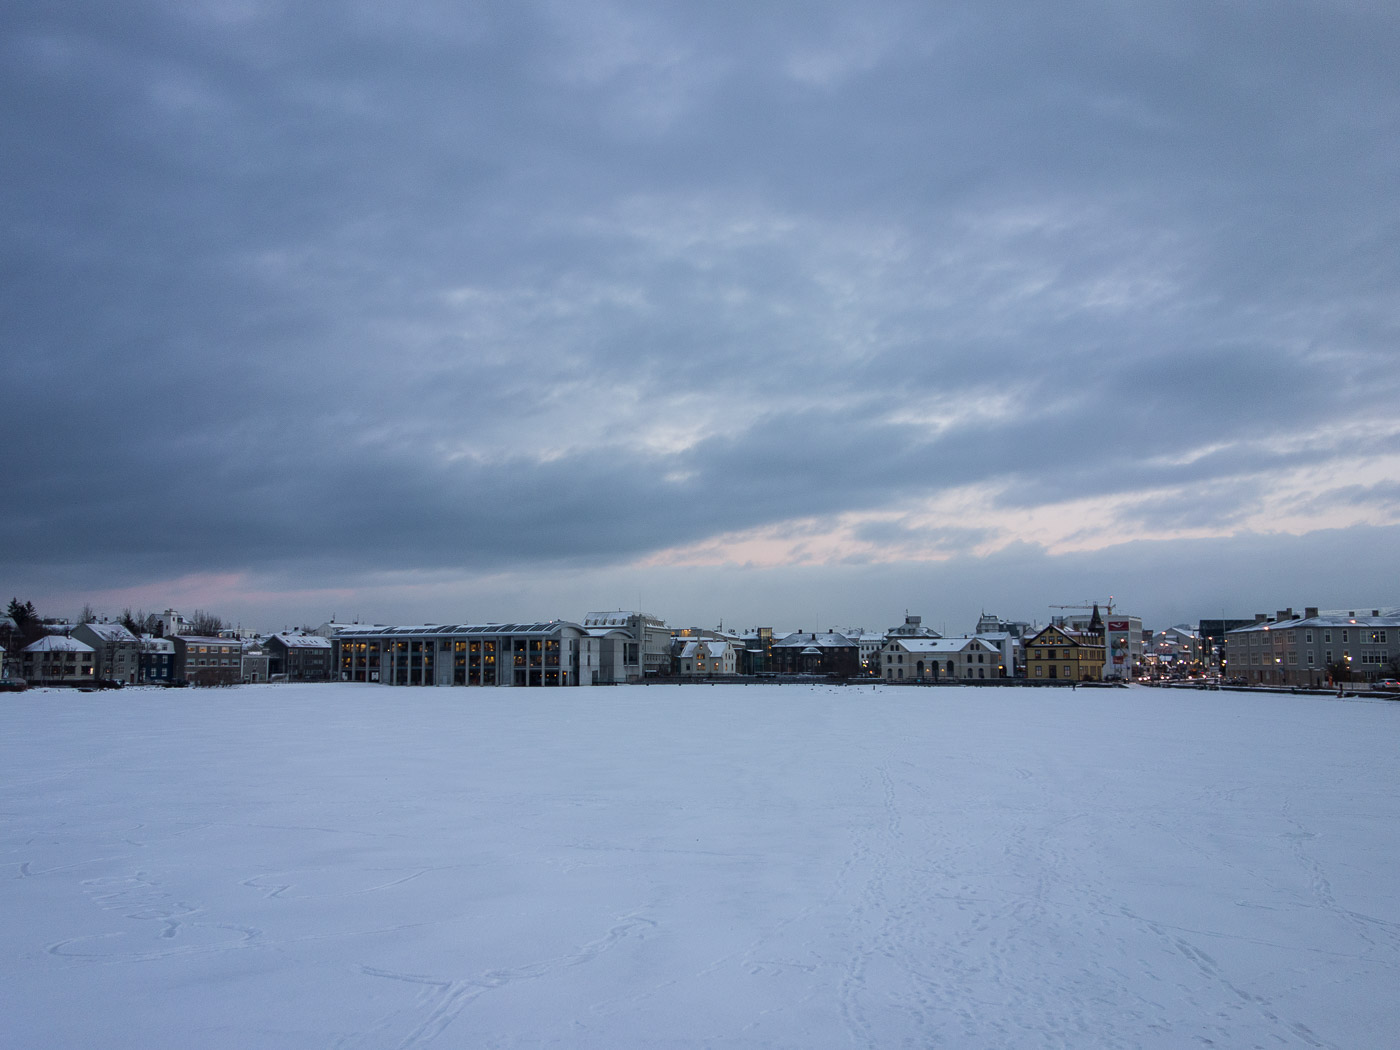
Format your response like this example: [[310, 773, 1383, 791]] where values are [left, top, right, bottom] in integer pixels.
[[120, 608, 161, 637], [78, 603, 98, 625], [6, 598, 44, 647], [189, 610, 224, 636]]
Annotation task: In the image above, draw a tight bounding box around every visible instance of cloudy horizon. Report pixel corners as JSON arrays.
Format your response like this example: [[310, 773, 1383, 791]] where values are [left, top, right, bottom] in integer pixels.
[[4, 1, 1398, 633]]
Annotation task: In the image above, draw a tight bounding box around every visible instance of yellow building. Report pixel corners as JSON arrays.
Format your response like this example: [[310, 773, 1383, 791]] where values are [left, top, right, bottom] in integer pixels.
[[1024, 624, 1105, 682]]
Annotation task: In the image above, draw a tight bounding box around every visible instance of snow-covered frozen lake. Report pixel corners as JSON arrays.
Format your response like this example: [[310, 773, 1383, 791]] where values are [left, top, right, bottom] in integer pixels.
[[3, 683, 1397, 1049]]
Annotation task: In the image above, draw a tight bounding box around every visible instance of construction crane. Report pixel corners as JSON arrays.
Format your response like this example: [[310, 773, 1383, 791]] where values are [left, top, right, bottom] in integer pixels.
[[1050, 597, 1116, 616]]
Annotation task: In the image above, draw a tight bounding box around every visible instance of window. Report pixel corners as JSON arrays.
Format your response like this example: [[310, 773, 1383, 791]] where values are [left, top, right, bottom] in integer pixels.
[[1305, 631, 1313, 643], [1324, 631, 1331, 643], [1307, 652, 1314, 665], [1342, 631, 1349, 643]]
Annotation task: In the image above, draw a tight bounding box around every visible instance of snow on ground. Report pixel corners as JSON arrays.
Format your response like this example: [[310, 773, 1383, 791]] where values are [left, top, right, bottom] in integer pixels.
[[2, 683, 1398, 1049]]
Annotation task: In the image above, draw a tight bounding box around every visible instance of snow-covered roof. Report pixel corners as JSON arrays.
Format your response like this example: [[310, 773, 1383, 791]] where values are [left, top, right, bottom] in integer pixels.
[[585, 626, 632, 638], [24, 635, 94, 653], [773, 631, 855, 648], [270, 633, 332, 649], [77, 622, 138, 643], [1228, 610, 1400, 634], [680, 640, 730, 660], [886, 637, 996, 654]]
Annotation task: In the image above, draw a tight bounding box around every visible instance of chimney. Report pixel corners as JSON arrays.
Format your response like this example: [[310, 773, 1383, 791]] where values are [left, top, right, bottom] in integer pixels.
[[1305, 607, 1319, 618], [1276, 609, 1293, 621], [1373, 610, 1381, 617], [1254, 612, 1269, 623]]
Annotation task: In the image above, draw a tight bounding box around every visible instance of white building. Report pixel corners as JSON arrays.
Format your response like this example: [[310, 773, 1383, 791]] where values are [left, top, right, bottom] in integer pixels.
[[881, 637, 1004, 681], [21, 635, 95, 684], [582, 611, 671, 679], [677, 639, 738, 676]]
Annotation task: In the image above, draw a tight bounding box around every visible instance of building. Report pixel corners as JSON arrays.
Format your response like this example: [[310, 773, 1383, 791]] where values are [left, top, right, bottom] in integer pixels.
[[975, 612, 1032, 640], [241, 640, 270, 684], [265, 634, 334, 682], [1198, 618, 1255, 672], [973, 631, 1022, 677], [335, 622, 593, 687], [158, 609, 192, 637], [1146, 626, 1201, 677], [735, 627, 774, 675], [881, 637, 1004, 681], [72, 622, 141, 684], [677, 639, 738, 676], [20, 635, 95, 685], [171, 635, 242, 686], [1058, 610, 1142, 679], [770, 631, 861, 677], [1024, 624, 1106, 682], [581, 611, 671, 678], [139, 636, 175, 684], [885, 614, 941, 641], [836, 626, 894, 673], [1224, 607, 1400, 687]]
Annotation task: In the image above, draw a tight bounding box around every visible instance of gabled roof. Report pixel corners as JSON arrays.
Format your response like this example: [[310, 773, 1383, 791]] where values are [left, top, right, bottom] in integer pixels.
[[1027, 624, 1102, 646], [75, 622, 138, 643], [680, 640, 730, 659]]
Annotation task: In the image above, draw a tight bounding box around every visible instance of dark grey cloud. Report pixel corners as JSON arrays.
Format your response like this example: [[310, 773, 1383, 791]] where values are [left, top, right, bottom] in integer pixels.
[[3, 0, 1399, 620]]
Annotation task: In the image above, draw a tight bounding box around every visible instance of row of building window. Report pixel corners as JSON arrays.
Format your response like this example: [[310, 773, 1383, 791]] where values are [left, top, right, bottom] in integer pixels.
[[1249, 629, 1387, 645]]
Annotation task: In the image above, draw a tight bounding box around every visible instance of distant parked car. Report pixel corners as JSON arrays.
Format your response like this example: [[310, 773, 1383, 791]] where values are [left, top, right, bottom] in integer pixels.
[[1377, 679, 1400, 690]]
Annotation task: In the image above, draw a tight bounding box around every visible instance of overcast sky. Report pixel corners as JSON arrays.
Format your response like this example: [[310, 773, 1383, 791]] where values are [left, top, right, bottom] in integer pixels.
[[4, 0, 1398, 633]]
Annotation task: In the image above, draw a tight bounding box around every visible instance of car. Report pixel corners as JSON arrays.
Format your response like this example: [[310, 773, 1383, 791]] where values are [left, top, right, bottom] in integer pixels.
[[1377, 679, 1400, 690]]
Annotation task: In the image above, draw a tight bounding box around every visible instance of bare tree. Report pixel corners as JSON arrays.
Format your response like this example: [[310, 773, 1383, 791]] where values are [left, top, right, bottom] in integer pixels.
[[77, 603, 98, 625], [189, 610, 225, 636]]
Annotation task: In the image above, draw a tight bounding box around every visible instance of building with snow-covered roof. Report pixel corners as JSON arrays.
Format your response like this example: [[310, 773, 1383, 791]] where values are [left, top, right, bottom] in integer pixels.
[[1024, 624, 1106, 682], [20, 635, 95, 684], [72, 622, 140, 684], [171, 635, 242, 686], [972, 631, 1022, 678], [885, 615, 941, 642], [677, 639, 738, 677], [582, 611, 671, 678], [140, 635, 175, 684], [881, 636, 1004, 681], [265, 634, 333, 682], [770, 631, 861, 677], [1224, 607, 1400, 687]]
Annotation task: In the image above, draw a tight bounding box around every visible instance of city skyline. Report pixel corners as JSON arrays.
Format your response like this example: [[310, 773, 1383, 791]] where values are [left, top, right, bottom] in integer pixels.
[[4, 2, 1398, 632]]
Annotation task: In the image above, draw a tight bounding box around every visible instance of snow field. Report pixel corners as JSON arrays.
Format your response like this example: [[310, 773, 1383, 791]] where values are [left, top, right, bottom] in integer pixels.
[[2, 683, 1398, 1049]]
